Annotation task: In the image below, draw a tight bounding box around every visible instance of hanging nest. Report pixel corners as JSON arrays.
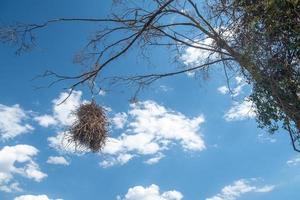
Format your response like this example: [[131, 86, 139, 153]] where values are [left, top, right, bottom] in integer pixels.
[[69, 101, 108, 152]]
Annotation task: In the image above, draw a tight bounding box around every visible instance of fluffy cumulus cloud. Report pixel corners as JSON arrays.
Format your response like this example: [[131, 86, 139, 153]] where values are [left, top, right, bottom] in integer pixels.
[[43, 91, 89, 154], [218, 86, 229, 95], [180, 28, 233, 76], [206, 179, 275, 200], [180, 38, 218, 77], [181, 38, 217, 67], [217, 76, 247, 97], [217, 76, 256, 122], [46, 156, 69, 166], [0, 104, 34, 140], [0, 145, 47, 192], [224, 98, 256, 121], [100, 100, 205, 167], [48, 131, 87, 154], [14, 194, 62, 200], [112, 112, 128, 129], [52, 90, 83, 126], [34, 115, 57, 128], [44, 93, 205, 167], [35, 90, 83, 127], [117, 184, 183, 200]]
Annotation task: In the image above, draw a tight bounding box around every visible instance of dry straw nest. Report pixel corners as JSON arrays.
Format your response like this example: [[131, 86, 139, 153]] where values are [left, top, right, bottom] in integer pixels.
[[69, 101, 108, 152]]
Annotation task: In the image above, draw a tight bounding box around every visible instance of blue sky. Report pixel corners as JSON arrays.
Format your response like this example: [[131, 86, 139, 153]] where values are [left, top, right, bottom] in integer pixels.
[[0, 1, 300, 200]]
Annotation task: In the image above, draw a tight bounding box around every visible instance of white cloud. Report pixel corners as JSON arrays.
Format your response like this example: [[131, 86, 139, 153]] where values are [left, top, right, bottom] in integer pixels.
[[224, 98, 256, 121], [180, 28, 233, 77], [100, 100, 205, 167], [206, 179, 275, 200], [218, 86, 229, 95], [144, 153, 165, 165], [44, 97, 205, 167], [255, 185, 275, 193], [46, 156, 69, 166], [287, 155, 300, 166], [14, 194, 62, 200], [0, 145, 47, 192], [34, 115, 57, 127], [112, 112, 128, 129], [36, 90, 83, 129], [52, 90, 83, 126], [100, 153, 134, 168], [181, 38, 217, 68], [48, 131, 87, 154], [218, 77, 255, 122], [217, 77, 247, 97], [44, 91, 91, 154], [0, 104, 34, 140], [117, 184, 183, 200], [49, 100, 205, 167], [230, 81, 246, 97], [99, 89, 106, 96]]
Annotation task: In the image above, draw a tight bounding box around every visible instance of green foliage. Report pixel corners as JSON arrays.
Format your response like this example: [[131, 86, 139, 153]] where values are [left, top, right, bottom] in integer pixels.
[[230, 0, 300, 138]]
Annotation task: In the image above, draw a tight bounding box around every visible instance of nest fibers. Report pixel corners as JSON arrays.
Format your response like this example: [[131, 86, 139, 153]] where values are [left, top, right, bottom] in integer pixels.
[[69, 101, 108, 152]]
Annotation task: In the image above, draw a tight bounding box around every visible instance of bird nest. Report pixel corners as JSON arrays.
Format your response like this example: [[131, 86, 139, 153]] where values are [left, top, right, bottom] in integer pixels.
[[69, 101, 108, 152]]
